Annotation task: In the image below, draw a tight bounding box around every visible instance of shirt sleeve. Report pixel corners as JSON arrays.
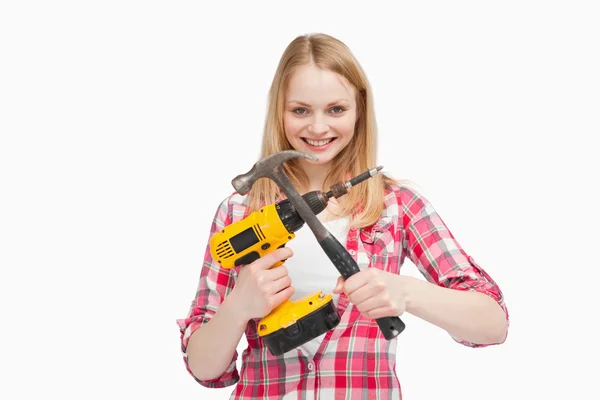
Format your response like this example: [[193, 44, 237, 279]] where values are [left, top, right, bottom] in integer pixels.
[[399, 187, 509, 348], [176, 196, 241, 388]]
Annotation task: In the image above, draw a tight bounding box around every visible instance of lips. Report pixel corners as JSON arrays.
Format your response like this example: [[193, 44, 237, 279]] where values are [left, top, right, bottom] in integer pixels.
[[301, 137, 337, 147]]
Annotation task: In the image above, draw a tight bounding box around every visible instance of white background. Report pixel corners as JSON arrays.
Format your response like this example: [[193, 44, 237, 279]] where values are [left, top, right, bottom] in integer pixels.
[[1, 1, 598, 399]]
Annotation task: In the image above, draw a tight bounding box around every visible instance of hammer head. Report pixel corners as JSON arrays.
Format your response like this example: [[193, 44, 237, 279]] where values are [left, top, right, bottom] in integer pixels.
[[232, 150, 318, 194]]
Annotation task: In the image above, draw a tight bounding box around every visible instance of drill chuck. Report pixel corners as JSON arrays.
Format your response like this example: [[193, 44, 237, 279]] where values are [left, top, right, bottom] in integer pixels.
[[277, 190, 329, 233], [277, 167, 383, 234]]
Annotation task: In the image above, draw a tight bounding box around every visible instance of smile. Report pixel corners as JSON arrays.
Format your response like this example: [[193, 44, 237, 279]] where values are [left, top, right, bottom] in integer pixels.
[[302, 138, 336, 147]]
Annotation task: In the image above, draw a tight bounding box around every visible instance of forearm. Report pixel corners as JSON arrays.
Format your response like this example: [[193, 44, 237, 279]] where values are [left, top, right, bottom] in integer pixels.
[[186, 292, 248, 381], [404, 277, 507, 345]]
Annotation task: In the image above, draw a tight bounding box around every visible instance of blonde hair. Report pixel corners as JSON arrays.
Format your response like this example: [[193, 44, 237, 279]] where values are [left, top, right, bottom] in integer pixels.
[[247, 33, 407, 229]]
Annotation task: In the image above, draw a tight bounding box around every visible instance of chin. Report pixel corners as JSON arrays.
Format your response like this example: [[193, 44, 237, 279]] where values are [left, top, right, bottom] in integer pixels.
[[305, 158, 331, 165], [300, 153, 337, 167]]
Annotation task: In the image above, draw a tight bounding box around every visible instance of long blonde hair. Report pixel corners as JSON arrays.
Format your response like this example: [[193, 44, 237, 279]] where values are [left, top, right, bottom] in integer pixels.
[[247, 33, 405, 229]]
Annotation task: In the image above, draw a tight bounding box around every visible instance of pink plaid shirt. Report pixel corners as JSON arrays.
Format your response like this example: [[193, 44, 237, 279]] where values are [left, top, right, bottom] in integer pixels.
[[177, 184, 509, 399]]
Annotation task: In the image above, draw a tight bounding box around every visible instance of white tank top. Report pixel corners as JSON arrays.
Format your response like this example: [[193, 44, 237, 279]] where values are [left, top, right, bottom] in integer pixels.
[[282, 207, 350, 360]]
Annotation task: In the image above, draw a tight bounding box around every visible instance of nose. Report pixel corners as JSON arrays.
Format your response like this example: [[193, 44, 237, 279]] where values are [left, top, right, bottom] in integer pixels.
[[307, 118, 330, 135]]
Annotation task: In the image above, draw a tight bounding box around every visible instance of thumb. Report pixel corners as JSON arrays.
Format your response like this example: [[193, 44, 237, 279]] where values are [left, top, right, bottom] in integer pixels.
[[332, 276, 345, 294]]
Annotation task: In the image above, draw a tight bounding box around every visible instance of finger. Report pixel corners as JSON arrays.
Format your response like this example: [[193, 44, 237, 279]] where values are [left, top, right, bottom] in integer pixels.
[[348, 283, 382, 305], [332, 276, 344, 294], [270, 285, 295, 307], [266, 264, 289, 280], [354, 295, 388, 315], [343, 272, 369, 295], [269, 274, 292, 294], [254, 247, 294, 270], [362, 305, 401, 320]]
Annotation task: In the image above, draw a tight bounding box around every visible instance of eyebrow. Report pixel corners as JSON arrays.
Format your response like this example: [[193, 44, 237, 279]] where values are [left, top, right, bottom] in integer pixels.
[[287, 99, 350, 107]]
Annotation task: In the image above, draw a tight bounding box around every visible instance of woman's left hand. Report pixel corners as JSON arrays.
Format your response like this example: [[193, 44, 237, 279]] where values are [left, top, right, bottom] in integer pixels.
[[332, 269, 412, 319]]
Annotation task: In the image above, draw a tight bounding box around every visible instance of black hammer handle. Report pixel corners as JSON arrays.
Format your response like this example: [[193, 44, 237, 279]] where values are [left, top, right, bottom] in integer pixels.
[[320, 234, 405, 340]]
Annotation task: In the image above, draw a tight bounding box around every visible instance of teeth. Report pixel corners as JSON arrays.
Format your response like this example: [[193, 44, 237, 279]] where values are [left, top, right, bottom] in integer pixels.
[[306, 138, 334, 147]]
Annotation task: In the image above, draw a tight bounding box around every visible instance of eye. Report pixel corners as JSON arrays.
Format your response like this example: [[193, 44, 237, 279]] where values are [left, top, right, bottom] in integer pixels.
[[329, 106, 346, 114], [292, 107, 309, 115]]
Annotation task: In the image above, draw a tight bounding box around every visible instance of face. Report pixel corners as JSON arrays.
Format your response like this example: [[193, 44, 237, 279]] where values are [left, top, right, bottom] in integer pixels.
[[283, 64, 358, 167]]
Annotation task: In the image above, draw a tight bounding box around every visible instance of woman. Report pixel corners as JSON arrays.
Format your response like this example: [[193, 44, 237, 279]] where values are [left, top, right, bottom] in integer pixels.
[[177, 32, 509, 399]]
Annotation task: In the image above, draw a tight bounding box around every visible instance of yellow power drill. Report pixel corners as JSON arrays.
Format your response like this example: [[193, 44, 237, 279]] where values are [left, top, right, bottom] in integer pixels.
[[209, 167, 382, 355]]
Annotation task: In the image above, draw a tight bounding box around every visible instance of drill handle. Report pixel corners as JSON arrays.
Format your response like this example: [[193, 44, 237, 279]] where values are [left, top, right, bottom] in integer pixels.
[[320, 234, 406, 340]]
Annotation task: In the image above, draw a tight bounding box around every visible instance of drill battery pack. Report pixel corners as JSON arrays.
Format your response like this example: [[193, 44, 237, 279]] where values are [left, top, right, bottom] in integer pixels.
[[258, 291, 341, 356]]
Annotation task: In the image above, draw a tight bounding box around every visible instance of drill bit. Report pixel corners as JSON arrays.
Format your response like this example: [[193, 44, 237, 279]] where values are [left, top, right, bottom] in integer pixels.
[[326, 166, 383, 199]]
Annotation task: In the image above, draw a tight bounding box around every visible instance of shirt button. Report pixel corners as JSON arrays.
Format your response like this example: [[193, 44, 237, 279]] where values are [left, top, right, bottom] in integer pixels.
[[349, 249, 356, 256], [307, 362, 314, 371]]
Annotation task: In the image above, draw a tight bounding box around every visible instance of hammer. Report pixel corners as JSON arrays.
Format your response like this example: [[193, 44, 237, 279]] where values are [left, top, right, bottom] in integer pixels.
[[232, 150, 405, 340]]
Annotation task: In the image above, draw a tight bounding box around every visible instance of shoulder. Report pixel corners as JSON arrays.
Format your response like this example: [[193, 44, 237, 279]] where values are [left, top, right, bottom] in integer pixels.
[[215, 191, 251, 225], [382, 182, 436, 223]]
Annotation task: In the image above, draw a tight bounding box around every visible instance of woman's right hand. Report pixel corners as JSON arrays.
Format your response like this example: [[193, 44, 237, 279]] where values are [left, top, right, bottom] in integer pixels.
[[230, 247, 295, 322]]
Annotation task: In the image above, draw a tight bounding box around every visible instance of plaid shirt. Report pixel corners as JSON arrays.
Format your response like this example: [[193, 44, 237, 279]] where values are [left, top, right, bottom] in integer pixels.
[[177, 184, 509, 399]]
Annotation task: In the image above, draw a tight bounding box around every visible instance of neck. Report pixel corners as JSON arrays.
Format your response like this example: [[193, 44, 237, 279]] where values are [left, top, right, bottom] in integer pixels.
[[299, 159, 332, 192]]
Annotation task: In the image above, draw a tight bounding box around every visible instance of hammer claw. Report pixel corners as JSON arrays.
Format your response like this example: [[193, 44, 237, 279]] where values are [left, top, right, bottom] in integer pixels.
[[231, 150, 318, 194]]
